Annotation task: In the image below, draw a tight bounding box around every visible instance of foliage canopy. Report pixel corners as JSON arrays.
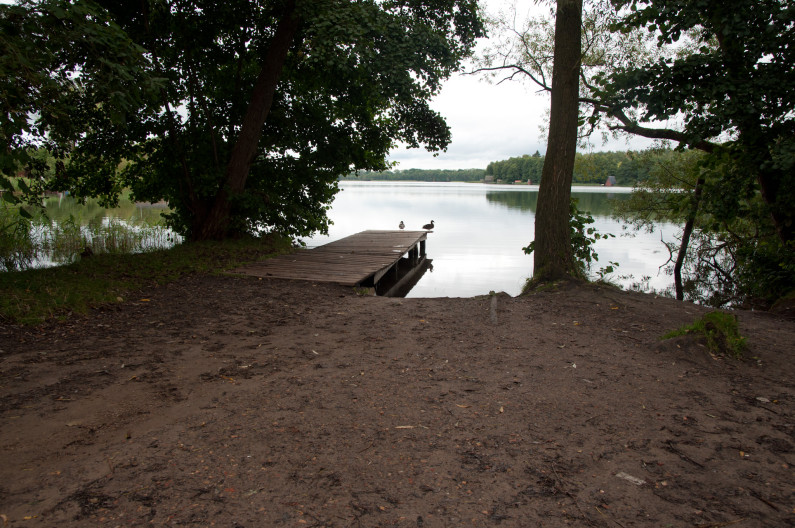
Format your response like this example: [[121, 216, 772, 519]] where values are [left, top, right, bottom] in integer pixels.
[[598, 0, 795, 245], [601, 0, 795, 306], [1, 0, 484, 240], [479, 0, 793, 303], [1, 0, 156, 210]]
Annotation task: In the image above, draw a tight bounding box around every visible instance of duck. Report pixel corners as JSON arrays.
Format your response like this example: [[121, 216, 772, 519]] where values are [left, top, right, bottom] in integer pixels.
[[399, 221, 405, 229], [422, 220, 435, 230]]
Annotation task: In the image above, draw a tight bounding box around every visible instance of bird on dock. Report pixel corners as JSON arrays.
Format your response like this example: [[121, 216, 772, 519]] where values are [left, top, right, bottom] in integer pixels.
[[399, 221, 405, 229], [422, 220, 435, 230]]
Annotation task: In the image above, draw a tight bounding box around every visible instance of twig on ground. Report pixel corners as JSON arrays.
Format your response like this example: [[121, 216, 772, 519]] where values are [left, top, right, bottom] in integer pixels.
[[695, 519, 747, 528], [666, 441, 706, 468], [748, 489, 780, 511], [550, 463, 599, 527]]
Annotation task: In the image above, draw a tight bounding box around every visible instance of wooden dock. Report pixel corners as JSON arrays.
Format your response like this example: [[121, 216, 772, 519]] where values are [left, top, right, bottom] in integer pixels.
[[233, 230, 429, 291]]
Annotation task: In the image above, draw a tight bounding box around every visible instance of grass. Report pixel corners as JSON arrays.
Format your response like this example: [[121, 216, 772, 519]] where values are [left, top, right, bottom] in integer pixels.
[[2, 203, 184, 270], [0, 235, 293, 324], [662, 311, 747, 359], [1, 206, 37, 272], [37, 215, 183, 265]]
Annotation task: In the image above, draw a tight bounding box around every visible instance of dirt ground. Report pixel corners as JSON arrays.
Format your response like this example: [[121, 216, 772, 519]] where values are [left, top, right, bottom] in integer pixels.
[[1, 274, 793, 527]]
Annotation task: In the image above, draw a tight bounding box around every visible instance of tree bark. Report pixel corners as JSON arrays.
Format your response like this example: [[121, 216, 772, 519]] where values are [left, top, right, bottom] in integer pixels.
[[532, 0, 583, 282], [713, 13, 793, 247], [193, 0, 301, 241], [757, 168, 793, 246], [674, 174, 705, 300]]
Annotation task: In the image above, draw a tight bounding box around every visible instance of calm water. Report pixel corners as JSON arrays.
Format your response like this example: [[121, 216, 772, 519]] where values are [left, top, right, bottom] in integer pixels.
[[25, 184, 678, 297], [304, 181, 678, 298], [24, 196, 180, 269], [40, 195, 171, 225]]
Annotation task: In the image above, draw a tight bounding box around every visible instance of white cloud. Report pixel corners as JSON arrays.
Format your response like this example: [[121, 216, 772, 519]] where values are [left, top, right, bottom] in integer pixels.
[[387, 0, 658, 171], [387, 66, 659, 171], [388, 74, 549, 170]]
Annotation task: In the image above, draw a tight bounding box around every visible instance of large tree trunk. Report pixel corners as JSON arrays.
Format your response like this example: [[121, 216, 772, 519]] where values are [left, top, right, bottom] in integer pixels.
[[744, 132, 794, 247], [532, 0, 583, 281], [714, 18, 794, 247], [757, 169, 794, 247], [193, 0, 301, 241]]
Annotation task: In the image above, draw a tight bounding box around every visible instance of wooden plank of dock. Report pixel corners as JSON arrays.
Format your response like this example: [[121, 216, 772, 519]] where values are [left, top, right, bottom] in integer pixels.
[[233, 230, 428, 287]]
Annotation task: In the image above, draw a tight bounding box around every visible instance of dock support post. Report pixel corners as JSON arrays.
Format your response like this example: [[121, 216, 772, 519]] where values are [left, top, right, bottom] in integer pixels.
[[420, 240, 426, 257]]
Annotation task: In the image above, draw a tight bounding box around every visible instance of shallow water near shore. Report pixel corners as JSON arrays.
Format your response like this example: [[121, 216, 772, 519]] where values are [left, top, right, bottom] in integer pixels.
[[5, 196, 181, 270], [9, 183, 678, 298], [304, 181, 678, 298]]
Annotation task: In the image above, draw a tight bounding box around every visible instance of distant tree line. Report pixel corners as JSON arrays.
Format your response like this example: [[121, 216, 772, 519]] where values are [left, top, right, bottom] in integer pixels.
[[343, 168, 486, 182], [486, 150, 661, 185], [348, 149, 685, 185]]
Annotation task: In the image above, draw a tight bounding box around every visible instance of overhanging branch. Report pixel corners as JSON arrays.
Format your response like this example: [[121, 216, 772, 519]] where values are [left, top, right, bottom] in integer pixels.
[[468, 64, 551, 92], [467, 65, 721, 154], [580, 101, 720, 153]]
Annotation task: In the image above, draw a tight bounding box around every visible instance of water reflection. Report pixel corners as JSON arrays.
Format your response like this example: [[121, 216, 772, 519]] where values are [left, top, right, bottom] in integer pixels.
[[16, 196, 181, 270], [42, 195, 169, 225], [485, 188, 628, 215], [306, 181, 675, 298], [374, 258, 433, 297]]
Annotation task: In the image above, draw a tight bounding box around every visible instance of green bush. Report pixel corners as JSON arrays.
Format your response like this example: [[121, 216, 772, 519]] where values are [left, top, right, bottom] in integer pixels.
[[522, 198, 617, 280], [662, 311, 747, 359]]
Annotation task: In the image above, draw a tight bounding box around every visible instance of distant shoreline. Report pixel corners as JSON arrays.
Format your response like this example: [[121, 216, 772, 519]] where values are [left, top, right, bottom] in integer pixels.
[[338, 178, 632, 188]]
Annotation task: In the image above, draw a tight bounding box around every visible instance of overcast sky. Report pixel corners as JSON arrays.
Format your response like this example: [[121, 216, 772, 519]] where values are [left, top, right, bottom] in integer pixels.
[[386, 1, 655, 171], [386, 72, 552, 171], [385, 53, 654, 172]]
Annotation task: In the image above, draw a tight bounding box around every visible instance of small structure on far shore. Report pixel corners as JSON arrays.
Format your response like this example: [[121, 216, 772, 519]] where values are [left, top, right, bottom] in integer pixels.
[[605, 175, 617, 187]]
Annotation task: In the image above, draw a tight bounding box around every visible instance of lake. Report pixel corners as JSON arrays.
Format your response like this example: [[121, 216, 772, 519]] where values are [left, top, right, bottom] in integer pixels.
[[304, 181, 678, 298], [9, 195, 181, 270], [21, 183, 678, 298]]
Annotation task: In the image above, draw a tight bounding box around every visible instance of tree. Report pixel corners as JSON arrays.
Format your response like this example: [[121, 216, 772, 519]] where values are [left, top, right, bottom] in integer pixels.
[[476, 0, 659, 145], [598, 0, 795, 306], [1, 0, 157, 212], [600, 0, 795, 247], [479, 0, 794, 301], [3, 0, 484, 240], [532, 0, 583, 281], [615, 148, 794, 308], [192, 0, 302, 241], [475, 0, 651, 280]]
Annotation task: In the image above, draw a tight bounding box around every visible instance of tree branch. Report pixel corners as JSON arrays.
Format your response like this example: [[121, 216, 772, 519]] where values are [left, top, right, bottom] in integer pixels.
[[468, 64, 550, 92], [598, 106, 720, 153]]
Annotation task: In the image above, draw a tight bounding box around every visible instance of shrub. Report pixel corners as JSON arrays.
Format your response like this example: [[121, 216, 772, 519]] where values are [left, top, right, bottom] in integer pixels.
[[662, 311, 747, 359]]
